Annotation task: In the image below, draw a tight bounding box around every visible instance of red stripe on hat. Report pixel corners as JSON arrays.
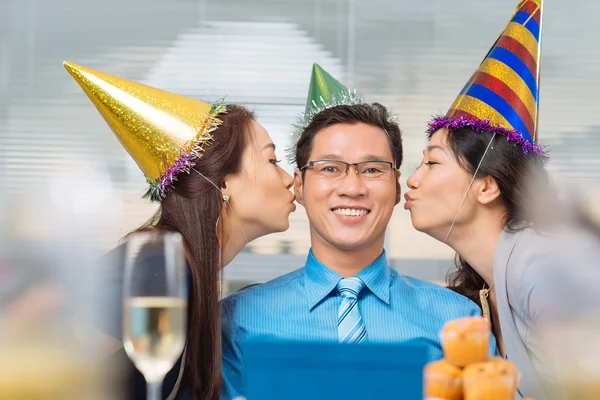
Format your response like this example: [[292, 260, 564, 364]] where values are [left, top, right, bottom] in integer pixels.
[[496, 35, 537, 78], [471, 71, 535, 137], [520, 1, 541, 24], [531, 8, 541, 25]]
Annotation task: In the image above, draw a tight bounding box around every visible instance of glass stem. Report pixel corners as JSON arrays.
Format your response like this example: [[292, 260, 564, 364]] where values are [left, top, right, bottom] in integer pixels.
[[147, 380, 162, 400]]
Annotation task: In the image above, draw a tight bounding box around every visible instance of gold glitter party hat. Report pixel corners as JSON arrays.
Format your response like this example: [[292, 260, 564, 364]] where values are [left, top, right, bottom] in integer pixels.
[[64, 61, 225, 200]]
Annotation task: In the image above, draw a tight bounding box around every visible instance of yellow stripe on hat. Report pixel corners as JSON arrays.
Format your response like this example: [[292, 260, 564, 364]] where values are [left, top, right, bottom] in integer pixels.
[[448, 85, 470, 113], [450, 94, 515, 131], [503, 22, 539, 63], [478, 58, 537, 124]]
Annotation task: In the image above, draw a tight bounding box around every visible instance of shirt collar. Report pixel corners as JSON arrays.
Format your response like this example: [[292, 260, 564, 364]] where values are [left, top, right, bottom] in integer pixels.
[[356, 250, 391, 305], [303, 249, 391, 311]]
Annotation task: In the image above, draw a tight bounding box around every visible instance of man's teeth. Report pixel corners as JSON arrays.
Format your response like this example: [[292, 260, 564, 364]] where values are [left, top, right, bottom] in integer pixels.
[[333, 208, 369, 217]]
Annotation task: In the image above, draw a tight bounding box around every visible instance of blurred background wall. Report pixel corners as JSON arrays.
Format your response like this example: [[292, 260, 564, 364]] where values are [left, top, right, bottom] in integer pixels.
[[1, 0, 599, 293]]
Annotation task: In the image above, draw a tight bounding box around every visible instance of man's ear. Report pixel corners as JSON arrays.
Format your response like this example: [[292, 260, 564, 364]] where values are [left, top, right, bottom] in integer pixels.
[[293, 170, 305, 206], [395, 171, 402, 205]]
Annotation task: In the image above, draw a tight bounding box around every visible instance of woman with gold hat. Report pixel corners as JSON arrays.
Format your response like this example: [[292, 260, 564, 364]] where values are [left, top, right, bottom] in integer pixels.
[[64, 62, 296, 399], [404, 0, 600, 398]]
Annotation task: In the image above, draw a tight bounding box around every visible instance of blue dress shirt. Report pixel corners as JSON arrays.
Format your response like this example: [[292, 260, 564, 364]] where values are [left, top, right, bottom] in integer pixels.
[[221, 249, 486, 400]]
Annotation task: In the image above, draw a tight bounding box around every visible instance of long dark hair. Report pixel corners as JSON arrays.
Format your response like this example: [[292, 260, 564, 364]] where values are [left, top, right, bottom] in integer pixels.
[[431, 127, 552, 308], [133, 105, 254, 399]]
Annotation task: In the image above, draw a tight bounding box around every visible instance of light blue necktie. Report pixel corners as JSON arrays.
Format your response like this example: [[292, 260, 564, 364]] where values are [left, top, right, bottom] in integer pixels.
[[337, 277, 367, 344]]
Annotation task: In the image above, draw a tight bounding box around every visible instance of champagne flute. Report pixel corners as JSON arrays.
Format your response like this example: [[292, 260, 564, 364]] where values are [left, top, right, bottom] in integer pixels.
[[123, 231, 188, 400]]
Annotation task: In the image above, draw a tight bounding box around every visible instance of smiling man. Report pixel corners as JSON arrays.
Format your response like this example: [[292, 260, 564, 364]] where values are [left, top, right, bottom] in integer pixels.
[[220, 64, 485, 400]]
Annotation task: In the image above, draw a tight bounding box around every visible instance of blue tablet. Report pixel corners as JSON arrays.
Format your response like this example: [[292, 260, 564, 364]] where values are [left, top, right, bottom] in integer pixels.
[[243, 340, 427, 400]]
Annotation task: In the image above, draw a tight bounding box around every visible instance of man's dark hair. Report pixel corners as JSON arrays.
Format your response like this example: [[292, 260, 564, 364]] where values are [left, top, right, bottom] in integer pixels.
[[294, 103, 403, 174]]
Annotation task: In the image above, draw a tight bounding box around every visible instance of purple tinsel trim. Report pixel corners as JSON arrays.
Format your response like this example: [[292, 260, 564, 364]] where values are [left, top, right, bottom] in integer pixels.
[[143, 98, 227, 201], [157, 151, 197, 198], [426, 115, 546, 158]]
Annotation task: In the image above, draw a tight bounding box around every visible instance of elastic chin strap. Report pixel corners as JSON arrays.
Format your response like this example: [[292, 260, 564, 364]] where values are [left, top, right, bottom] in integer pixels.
[[443, 133, 497, 244], [192, 168, 249, 246]]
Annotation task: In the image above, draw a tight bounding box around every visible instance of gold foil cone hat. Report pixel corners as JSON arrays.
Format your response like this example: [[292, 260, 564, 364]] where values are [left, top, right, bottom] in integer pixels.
[[64, 61, 225, 201]]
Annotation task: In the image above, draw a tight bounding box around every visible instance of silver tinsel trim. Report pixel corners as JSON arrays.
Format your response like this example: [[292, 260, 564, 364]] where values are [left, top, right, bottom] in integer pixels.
[[286, 89, 397, 165]]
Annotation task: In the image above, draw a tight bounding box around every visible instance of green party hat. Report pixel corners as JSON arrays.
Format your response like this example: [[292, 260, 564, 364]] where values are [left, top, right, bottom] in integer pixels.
[[288, 63, 365, 165], [305, 63, 350, 115]]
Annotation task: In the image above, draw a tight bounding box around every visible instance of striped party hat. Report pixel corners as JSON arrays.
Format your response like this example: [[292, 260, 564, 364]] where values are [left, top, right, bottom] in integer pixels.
[[428, 0, 545, 156]]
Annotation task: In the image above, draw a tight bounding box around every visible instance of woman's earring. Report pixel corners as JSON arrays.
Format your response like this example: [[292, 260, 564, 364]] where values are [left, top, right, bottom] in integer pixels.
[[217, 195, 230, 247]]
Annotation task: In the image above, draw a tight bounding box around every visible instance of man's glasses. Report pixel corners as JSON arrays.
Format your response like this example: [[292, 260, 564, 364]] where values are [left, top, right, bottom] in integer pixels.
[[300, 160, 398, 180]]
